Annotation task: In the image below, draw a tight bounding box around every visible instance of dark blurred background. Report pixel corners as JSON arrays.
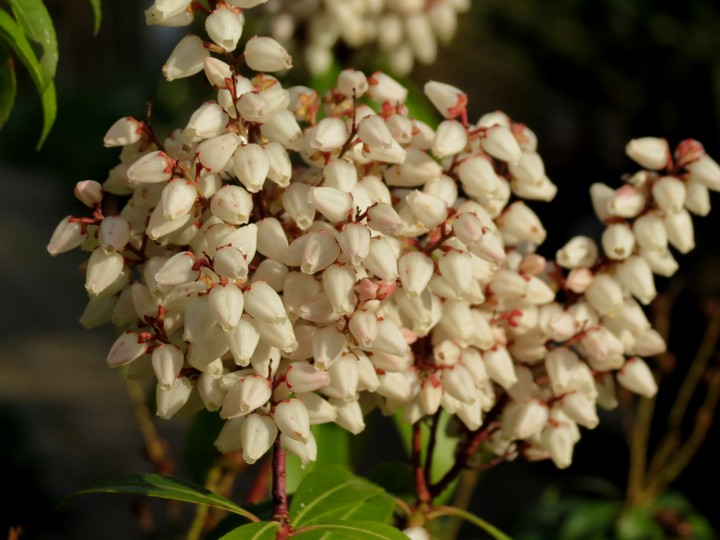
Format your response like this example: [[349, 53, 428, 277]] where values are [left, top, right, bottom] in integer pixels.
[[2, 0, 720, 538]]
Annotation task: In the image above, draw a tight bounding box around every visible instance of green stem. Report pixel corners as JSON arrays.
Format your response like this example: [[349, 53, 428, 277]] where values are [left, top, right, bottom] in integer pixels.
[[426, 505, 512, 540]]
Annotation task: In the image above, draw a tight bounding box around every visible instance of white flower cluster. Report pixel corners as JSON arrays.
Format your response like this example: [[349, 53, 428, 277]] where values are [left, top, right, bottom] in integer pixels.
[[144, 0, 470, 76], [48, 0, 720, 471]]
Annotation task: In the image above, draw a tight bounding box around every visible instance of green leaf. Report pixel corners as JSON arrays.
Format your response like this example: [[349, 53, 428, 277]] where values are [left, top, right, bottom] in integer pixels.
[[0, 8, 56, 147], [293, 521, 408, 540], [287, 423, 351, 493], [558, 501, 622, 540], [219, 521, 279, 540], [66, 473, 259, 523], [0, 43, 16, 129], [428, 506, 512, 540], [289, 465, 387, 527], [88, 0, 102, 35], [186, 409, 224, 484], [6, 0, 58, 82], [616, 507, 664, 540]]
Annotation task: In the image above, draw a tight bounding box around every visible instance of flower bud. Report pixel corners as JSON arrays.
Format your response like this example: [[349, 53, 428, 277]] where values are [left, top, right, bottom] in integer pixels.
[[615, 256, 656, 305], [337, 69, 369, 98], [331, 398, 365, 434], [652, 176, 686, 214], [240, 413, 277, 464], [232, 143, 269, 193], [607, 185, 646, 218], [186, 102, 228, 140], [499, 201, 546, 245], [206, 6, 244, 52], [560, 392, 599, 429], [300, 231, 340, 275], [209, 283, 244, 331], [617, 357, 657, 398], [309, 187, 353, 223], [162, 35, 209, 81], [687, 154, 720, 191], [363, 236, 399, 281], [261, 109, 303, 150], [663, 209, 694, 254], [368, 72, 408, 103], [156, 377, 193, 420], [584, 274, 624, 316], [245, 36, 292, 71], [244, 281, 288, 324], [282, 183, 315, 230], [103, 117, 143, 147], [227, 315, 260, 366], [152, 344, 185, 389], [155, 251, 198, 288], [424, 80, 467, 119], [367, 202, 403, 235], [265, 141, 291, 186], [625, 137, 669, 170], [274, 398, 310, 442], [222, 374, 272, 418], [286, 362, 331, 393], [685, 181, 711, 216], [107, 331, 148, 368], [210, 185, 253, 225], [127, 151, 173, 184], [398, 252, 434, 297], [47, 217, 86, 255], [86, 248, 125, 297], [204, 57, 233, 89], [484, 346, 517, 389], [481, 125, 522, 164], [406, 191, 448, 229], [633, 213, 667, 252], [556, 236, 598, 269], [98, 216, 131, 251], [601, 223, 635, 260], [432, 120, 467, 159], [312, 326, 346, 370]]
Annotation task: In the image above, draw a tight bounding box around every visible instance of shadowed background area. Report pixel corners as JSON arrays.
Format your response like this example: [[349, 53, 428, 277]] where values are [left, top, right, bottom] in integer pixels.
[[2, 0, 720, 538]]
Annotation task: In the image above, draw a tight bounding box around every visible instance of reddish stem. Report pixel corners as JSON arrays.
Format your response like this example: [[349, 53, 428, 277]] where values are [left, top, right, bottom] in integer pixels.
[[412, 422, 432, 505], [272, 439, 291, 539]]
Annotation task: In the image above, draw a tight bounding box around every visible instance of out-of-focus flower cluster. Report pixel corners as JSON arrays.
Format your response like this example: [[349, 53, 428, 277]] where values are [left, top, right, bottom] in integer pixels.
[[48, 0, 720, 471], [144, 0, 470, 76]]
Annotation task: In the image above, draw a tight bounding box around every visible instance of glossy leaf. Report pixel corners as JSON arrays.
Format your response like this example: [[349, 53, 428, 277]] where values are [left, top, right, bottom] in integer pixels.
[[67, 473, 259, 523], [7, 0, 58, 82], [293, 521, 408, 540], [287, 422, 351, 493], [89, 0, 102, 35], [289, 465, 386, 527], [219, 521, 279, 540], [0, 43, 16, 129]]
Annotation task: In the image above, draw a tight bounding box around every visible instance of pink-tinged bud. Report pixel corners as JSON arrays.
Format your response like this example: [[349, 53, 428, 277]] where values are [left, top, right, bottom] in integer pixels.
[[601, 223, 635, 261], [98, 216, 130, 251], [589, 183, 614, 221], [244, 36, 292, 71], [209, 283, 244, 331], [156, 377, 193, 420], [47, 216, 86, 255], [240, 413, 277, 464], [74, 180, 104, 207], [204, 57, 233, 89], [186, 102, 228, 140], [210, 185, 252, 225], [227, 315, 260, 366], [358, 115, 394, 150], [442, 364, 477, 404], [152, 344, 184, 389], [282, 183, 315, 230], [127, 151, 173, 184], [300, 232, 340, 275], [633, 213, 667, 252], [155, 251, 198, 288], [686, 154, 720, 191], [607, 185, 646, 218], [337, 69, 369, 98], [214, 246, 249, 281], [274, 399, 310, 442], [386, 114, 413, 145], [322, 264, 356, 315], [86, 248, 125, 297], [663, 209, 694, 254], [398, 252, 434, 297], [330, 398, 365, 434], [198, 131, 240, 172], [420, 378, 443, 415], [161, 179, 197, 221], [542, 423, 576, 469], [585, 274, 624, 316], [652, 176, 686, 214], [264, 142, 291, 187], [309, 187, 353, 223], [556, 236, 598, 269], [484, 346, 518, 389], [103, 117, 143, 147], [580, 326, 625, 371], [385, 148, 442, 187], [367, 202, 403, 235], [685, 181, 711, 216], [236, 92, 268, 123], [367, 72, 408, 103], [310, 117, 348, 153], [205, 6, 244, 52], [261, 109, 303, 150], [618, 357, 657, 398], [243, 281, 287, 324], [566, 268, 593, 294], [312, 326, 346, 369], [423, 80, 467, 119], [349, 310, 379, 348], [481, 125, 522, 165], [406, 191, 448, 229], [107, 331, 148, 368], [162, 35, 210, 81], [625, 137, 669, 170], [286, 362, 331, 393], [364, 236, 399, 282], [222, 375, 272, 418], [615, 256, 656, 305], [232, 143, 269, 193], [499, 201, 546, 245]]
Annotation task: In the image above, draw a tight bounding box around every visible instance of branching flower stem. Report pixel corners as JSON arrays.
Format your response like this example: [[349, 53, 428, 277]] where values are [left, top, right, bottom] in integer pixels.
[[272, 439, 291, 539]]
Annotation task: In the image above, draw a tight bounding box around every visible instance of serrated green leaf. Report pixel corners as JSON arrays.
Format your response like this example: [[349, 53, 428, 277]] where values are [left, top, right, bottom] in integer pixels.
[[65, 473, 259, 523], [89, 0, 102, 35], [219, 521, 279, 540], [293, 521, 408, 540], [0, 8, 56, 147], [0, 43, 16, 129], [289, 465, 386, 527], [6, 0, 58, 82]]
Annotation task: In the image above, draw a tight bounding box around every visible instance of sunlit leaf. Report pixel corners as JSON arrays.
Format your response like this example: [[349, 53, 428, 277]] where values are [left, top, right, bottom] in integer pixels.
[[219, 521, 279, 540], [6, 0, 58, 82], [293, 521, 408, 540]]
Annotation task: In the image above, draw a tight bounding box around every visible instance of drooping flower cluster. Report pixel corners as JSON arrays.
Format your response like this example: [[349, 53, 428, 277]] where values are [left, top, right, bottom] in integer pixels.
[[144, 0, 470, 76], [48, 0, 720, 471]]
